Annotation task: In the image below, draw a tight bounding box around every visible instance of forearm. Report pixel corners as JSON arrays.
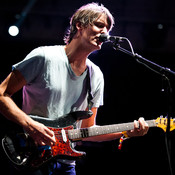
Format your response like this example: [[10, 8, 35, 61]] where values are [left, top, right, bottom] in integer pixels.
[[82, 132, 123, 142], [0, 94, 32, 128], [0, 71, 32, 127]]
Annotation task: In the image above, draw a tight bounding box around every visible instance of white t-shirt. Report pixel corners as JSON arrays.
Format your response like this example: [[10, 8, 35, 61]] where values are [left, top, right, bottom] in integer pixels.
[[13, 45, 104, 119], [12, 45, 104, 165]]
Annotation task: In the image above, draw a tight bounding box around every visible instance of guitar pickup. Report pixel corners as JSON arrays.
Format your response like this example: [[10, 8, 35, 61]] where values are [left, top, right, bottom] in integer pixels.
[[61, 129, 67, 143]]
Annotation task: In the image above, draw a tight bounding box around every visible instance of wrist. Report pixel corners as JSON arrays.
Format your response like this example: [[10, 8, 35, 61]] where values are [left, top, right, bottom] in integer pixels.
[[122, 131, 129, 138]]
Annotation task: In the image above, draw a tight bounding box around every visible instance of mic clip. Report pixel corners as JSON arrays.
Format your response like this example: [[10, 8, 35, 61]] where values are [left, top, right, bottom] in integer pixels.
[[99, 34, 124, 43]]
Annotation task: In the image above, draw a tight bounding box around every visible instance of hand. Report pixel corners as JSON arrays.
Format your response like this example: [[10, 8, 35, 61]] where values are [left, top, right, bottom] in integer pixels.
[[127, 117, 149, 137], [23, 119, 56, 146]]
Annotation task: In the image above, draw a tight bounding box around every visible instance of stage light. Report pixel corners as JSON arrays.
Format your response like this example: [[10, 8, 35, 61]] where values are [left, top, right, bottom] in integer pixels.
[[157, 24, 163, 30], [8, 0, 37, 37], [8, 25, 19, 36]]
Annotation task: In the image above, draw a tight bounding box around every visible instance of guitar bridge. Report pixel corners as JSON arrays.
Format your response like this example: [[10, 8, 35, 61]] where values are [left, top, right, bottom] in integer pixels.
[[61, 129, 67, 143]]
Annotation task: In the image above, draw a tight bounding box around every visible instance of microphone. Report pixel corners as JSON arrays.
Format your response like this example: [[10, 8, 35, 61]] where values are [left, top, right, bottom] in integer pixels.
[[99, 33, 124, 43]]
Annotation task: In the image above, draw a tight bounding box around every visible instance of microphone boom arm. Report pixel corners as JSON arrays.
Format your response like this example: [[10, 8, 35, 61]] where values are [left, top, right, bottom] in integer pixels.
[[113, 42, 175, 77], [111, 38, 174, 175]]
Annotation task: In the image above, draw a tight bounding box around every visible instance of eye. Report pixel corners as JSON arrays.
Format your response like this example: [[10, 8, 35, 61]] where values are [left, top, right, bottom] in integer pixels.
[[94, 22, 105, 28]]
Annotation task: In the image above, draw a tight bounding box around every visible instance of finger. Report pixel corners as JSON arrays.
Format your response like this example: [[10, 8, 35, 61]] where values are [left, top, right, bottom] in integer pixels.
[[35, 139, 46, 146], [33, 130, 55, 146], [45, 127, 54, 137], [139, 117, 149, 130], [138, 117, 149, 135], [41, 137, 54, 146], [138, 117, 146, 130], [40, 141, 46, 146], [43, 127, 56, 143], [40, 135, 56, 146], [134, 120, 139, 129], [35, 133, 55, 146]]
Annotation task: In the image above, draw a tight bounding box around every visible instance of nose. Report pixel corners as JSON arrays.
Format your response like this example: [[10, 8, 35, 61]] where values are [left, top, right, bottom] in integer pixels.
[[101, 27, 108, 35]]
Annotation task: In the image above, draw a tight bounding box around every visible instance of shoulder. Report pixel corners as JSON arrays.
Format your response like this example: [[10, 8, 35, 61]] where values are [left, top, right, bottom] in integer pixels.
[[39, 45, 67, 63], [27, 45, 64, 58], [40, 45, 64, 56], [23, 45, 66, 66], [40, 45, 63, 53], [86, 59, 103, 80]]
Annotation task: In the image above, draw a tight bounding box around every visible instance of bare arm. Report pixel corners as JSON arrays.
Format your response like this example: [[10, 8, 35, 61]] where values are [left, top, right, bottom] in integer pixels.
[[0, 70, 56, 146], [0, 70, 30, 125], [81, 107, 122, 142], [81, 107, 149, 142]]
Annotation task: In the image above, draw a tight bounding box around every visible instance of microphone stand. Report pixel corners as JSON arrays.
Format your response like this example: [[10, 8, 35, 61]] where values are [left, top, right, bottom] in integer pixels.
[[112, 41, 175, 175]]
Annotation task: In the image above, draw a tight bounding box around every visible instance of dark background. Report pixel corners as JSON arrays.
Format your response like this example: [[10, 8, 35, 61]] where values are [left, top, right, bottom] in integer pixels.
[[0, 0, 175, 174]]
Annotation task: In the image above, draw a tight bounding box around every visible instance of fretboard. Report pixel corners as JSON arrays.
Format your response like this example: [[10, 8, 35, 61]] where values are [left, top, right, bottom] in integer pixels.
[[68, 119, 156, 140]]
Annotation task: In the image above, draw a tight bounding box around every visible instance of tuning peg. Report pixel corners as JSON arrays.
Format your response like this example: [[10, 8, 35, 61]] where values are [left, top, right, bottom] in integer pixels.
[[160, 115, 163, 118], [159, 115, 163, 123]]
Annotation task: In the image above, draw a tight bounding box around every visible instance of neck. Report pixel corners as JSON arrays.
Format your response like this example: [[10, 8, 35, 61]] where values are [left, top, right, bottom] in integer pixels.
[[65, 40, 91, 76]]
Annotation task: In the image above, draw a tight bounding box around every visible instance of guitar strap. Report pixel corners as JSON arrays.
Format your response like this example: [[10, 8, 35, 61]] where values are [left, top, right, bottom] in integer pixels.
[[87, 65, 94, 112]]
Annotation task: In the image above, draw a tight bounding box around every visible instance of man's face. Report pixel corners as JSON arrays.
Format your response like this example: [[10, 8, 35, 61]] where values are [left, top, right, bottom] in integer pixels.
[[80, 13, 110, 51]]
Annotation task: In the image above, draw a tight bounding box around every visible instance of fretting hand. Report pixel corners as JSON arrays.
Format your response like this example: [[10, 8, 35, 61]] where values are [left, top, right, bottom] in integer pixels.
[[127, 117, 149, 137]]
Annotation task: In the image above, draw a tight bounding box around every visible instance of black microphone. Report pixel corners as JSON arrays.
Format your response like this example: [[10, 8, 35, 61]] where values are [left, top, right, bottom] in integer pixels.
[[99, 33, 124, 43]]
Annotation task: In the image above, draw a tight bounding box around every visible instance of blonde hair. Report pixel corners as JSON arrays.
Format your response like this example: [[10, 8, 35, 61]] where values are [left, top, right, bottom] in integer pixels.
[[64, 2, 114, 44]]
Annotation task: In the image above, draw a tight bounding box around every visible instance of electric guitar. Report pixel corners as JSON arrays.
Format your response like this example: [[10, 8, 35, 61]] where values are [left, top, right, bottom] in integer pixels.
[[2, 112, 175, 171]]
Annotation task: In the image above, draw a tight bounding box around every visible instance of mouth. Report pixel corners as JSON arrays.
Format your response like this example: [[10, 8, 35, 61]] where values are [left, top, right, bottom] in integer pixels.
[[97, 40, 103, 46], [95, 36, 103, 46]]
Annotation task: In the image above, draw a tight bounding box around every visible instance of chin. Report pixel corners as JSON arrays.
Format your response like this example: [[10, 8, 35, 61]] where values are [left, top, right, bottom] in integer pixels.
[[91, 45, 101, 52], [96, 44, 102, 50], [94, 41, 102, 49], [88, 41, 102, 52]]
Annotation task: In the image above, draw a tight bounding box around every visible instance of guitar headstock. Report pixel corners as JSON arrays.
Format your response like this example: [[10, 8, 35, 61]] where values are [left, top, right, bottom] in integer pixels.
[[155, 116, 175, 132]]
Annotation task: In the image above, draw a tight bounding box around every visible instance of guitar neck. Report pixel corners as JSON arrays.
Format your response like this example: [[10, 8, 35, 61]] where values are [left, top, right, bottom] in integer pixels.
[[68, 119, 156, 141]]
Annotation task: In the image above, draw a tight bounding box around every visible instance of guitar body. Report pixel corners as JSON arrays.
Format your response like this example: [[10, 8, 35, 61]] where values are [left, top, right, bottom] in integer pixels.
[[27, 125, 85, 170], [49, 126, 84, 158], [2, 111, 91, 171]]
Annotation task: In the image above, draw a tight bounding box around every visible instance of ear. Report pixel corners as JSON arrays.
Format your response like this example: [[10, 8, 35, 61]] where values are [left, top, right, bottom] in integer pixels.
[[75, 21, 83, 31]]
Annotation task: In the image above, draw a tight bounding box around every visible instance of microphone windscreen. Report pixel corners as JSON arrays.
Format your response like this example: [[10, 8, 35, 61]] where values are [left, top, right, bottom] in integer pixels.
[[99, 34, 108, 42]]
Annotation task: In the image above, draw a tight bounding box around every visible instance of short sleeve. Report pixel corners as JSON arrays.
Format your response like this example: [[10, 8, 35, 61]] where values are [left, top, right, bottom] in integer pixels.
[[87, 59, 104, 108], [12, 47, 45, 84], [91, 73, 104, 108]]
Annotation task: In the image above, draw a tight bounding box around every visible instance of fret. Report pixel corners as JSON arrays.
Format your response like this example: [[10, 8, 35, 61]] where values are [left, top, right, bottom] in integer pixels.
[[68, 119, 157, 140], [68, 129, 81, 140], [80, 128, 89, 138]]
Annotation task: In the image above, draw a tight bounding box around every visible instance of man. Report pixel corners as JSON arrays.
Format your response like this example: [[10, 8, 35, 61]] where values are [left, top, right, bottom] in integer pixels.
[[0, 2, 148, 175]]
